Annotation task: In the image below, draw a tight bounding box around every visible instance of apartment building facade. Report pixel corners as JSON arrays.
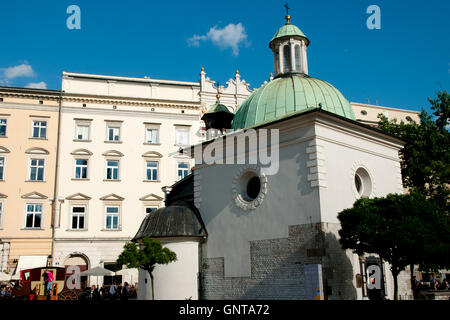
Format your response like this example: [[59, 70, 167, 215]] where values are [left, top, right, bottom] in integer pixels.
[[0, 87, 61, 274]]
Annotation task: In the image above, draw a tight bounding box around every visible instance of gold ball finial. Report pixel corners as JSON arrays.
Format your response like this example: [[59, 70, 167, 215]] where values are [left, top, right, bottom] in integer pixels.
[[285, 14, 291, 23], [216, 93, 221, 100]]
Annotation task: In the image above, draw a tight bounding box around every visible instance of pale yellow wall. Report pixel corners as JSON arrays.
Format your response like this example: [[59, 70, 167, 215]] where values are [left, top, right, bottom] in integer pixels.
[[0, 95, 60, 264], [351, 102, 421, 126]]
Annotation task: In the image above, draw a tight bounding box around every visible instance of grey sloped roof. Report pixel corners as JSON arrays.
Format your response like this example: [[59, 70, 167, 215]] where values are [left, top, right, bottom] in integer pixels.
[[133, 201, 207, 240]]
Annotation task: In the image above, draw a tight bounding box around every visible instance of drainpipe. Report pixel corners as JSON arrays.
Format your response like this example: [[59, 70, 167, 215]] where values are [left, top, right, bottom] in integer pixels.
[[50, 90, 64, 266]]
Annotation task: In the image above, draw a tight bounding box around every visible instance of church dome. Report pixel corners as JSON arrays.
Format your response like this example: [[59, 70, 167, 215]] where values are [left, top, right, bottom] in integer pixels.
[[270, 23, 309, 47], [231, 75, 355, 130]]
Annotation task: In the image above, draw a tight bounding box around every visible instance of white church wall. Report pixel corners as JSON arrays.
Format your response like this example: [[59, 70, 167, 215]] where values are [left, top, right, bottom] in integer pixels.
[[196, 124, 324, 279], [314, 120, 404, 224], [138, 240, 199, 300]]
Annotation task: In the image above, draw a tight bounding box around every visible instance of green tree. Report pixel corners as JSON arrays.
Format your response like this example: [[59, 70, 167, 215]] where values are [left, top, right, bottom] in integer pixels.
[[377, 91, 449, 208], [116, 236, 177, 300], [377, 91, 449, 282], [338, 193, 449, 300]]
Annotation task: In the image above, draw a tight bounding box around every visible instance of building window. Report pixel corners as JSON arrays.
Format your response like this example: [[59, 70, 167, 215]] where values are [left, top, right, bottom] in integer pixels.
[[0, 119, 6, 137], [74, 159, 88, 179], [29, 159, 45, 181], [146, 161, 158, 181], [32, 120, 47, 139], [0, 157, 4, 180], [354, 167, 372, 198], [146, 128, 159, 144], [177, 163, 189, 181], [25, 203, 42, 229], [144, 206, 158, 216], [107, 126, 120, 142], [175, 127, 190, 146], [105, 206, 119, 230], [71, 206, 86, 230], [294, 44, 301, 71], [76, 124, 90, 140], [283, 44, 291, 73], [106, 160, 119, 180], [0, 202, 3, 228]]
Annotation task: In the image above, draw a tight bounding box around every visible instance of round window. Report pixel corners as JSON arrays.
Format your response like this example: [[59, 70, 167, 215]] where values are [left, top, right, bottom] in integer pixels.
[[354, 168, 372, 198], [232, 166, 268, 211], [246, 176, 261, 200]]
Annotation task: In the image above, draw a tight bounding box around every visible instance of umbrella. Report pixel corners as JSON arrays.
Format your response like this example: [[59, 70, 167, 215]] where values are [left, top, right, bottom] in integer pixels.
[[80, 266, 115, 287], [0, 272, 11, 282], [115, 268, 138, 285], [80, 266, 115, 277]]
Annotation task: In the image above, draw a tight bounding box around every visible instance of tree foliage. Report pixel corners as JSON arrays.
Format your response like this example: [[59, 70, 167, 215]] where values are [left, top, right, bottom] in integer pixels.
[[377, 91, 449, 208], [116, 237, 177, 299], [338, 192, 449, 300]]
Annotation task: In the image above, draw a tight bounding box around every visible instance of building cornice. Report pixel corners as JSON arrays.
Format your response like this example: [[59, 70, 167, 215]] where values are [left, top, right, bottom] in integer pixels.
[[63, 72, 200, 87], [62, 94, 200, 110], [0, 87, 61, 101]]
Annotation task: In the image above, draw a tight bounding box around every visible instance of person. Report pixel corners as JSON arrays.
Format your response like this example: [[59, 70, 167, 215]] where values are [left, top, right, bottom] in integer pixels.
[[439, 279, 449, 290], [99, 286, 105, 300], [91, 285, 101, 301], [0, 286, 6, 299], [109, 283, 116, 299], [45, 270, 54, 295], [412, 276, 420, 299], [430, 274, 437, 289], [120, 282, 129, 301]]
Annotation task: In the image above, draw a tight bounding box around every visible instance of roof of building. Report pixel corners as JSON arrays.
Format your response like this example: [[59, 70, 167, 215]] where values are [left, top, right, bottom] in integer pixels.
[[133, 201, 207, 240], [270, 22, 309, 47], [203, 99, 234, 115], [231, 74, 355, 130]]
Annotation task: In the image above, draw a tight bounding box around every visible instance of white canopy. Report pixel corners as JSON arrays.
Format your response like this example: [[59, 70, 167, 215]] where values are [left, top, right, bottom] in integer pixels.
[[11, 255, 48, 280], [0, 272, 11, 281], [115, 268, 138, 276], [80, 266, 115, 276]]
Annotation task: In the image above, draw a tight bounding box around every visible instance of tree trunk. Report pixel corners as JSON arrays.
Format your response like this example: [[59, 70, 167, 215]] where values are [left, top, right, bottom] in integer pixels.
[[409, 263, 415, 300], [150, 273, 155, 300], [393, 271, 399, 300]]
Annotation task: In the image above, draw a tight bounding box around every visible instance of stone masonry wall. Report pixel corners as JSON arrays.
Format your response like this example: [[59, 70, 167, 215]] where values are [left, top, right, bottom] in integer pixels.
[[200, 223, 358, 300]]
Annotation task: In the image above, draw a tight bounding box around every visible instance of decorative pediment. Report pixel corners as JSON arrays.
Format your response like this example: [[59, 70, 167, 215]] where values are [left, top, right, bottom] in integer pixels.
[[0, 146, 10, 154], [25, 147, 49, 155], [139, 193, 164, 201], [99, 193, 124, 201], [142, 151, 163, 158], [102, 150, 124, 157], [0, 193, 7, 198], [66, 193, 92, 201], [71, 149, 93, 156], [21, 192, 48, 200]]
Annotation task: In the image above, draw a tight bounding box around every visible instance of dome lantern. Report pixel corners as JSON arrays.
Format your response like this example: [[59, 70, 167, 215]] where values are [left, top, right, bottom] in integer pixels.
[[269, 5, 310, 78], [201, 83, 234, 139]]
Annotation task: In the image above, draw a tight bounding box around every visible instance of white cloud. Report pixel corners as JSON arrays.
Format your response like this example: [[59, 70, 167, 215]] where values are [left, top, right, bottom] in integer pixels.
[[2, 63, 35, 80], [188, 23, 248, 56], [25, 81, 47, 89]]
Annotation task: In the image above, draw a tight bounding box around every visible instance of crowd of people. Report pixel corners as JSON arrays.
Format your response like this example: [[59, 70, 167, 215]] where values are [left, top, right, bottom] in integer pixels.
[[89, 282, 136, 301], [412, 275, 449, 299]]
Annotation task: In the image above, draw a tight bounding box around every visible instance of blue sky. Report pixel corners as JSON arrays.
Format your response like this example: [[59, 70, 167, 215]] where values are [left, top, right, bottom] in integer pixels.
[[0, 0, 448, 112]]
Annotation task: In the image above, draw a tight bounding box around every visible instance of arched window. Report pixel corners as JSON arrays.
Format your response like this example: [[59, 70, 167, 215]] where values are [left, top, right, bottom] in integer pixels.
[[295, 45, 301, 72], [283, 45, 291, 72]]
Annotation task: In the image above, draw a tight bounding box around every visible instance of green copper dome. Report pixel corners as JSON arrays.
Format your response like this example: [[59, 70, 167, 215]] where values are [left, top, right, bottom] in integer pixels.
[[231, 75, 355, 130], [270, 23, 309, 47], [204, 99, 233, 115]]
